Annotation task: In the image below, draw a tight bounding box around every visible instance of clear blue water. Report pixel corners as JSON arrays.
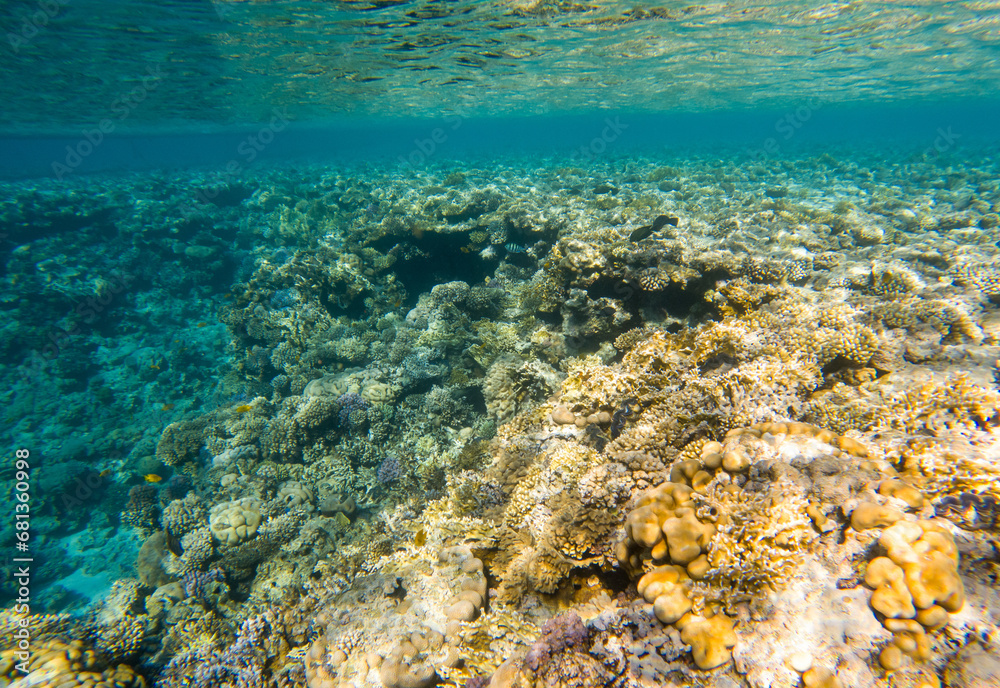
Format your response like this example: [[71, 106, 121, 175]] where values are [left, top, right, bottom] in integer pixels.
[[2, 103, 999, 178], [3, 0, 1000, 130], [2, 1, 1000, 175]]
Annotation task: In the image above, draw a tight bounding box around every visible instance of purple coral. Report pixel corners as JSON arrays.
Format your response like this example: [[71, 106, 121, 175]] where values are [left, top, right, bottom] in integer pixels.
[[160, 614, 271, 688], [182, 567, 226, 599], [377, 455, 402, 484], [337, 392, 370, 427], [269, 287, 300, 309], [524, 611, 589, 672]]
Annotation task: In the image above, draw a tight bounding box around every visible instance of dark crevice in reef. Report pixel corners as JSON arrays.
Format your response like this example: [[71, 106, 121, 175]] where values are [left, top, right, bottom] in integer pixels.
[[318, 284, 369, 319], [820, 354, 863, 379], [592, 566, 633, 596], [403, 375, 445, 398], [380, 231, 493, 304], [201, 183, 256, 208], [171, 216, 215, 242], [459, 384, 488, 416], [699, 351, 740, 375], [654, 268, 734, 320], [10, 206, 117, 244], [555, 564, 633, 604], [583, 268, 729, 332]]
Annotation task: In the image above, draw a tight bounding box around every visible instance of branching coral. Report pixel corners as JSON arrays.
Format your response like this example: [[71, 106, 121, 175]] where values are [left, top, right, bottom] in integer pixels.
[[697, 479, 816, 597]]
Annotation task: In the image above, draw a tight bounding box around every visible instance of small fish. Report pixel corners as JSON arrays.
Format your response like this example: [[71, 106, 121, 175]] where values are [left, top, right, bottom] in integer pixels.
[[234, 404, 252, 413], [628, 224, 655, 242], [99, 469, 113, 478], [149, 364, 160, 370], [196, 322, 208, 328], [654, 214, 680, 229], [144, 473, 163, 483], [165, 529, 183, 556], [173, 339, 181, 343], [162, 403, 175, 411], [628, 215, 680, 242], [505, 243, 526, 253]]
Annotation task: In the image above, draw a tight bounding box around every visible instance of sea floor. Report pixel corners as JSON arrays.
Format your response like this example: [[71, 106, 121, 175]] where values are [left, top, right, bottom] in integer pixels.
[[1, 147, 999, 687]]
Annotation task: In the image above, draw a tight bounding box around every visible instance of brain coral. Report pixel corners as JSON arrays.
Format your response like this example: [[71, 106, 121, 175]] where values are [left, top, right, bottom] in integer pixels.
[[209, 497, 263, 546]]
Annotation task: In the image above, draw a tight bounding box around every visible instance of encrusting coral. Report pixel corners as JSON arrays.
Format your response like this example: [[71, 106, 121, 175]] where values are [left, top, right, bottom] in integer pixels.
[[862, 520, 965, 663]]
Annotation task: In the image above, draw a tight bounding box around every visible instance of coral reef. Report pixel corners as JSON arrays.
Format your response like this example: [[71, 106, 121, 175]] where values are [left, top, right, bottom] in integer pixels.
[[3, 149, 999, 688]]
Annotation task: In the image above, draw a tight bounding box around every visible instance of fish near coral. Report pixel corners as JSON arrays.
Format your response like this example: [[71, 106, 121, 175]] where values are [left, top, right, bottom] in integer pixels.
[[144, 473, 162, 483], [629, 215, 679, 242], [165, 529, 183, 556]]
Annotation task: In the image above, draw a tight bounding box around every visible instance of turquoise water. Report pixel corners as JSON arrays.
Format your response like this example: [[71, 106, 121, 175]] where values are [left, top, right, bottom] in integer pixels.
[[3, 0, 1000, 130], [2, 2, 1000, 688]]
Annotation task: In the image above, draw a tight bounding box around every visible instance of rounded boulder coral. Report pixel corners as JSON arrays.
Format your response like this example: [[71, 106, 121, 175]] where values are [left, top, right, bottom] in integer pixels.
[[209, 497, 263, 546]]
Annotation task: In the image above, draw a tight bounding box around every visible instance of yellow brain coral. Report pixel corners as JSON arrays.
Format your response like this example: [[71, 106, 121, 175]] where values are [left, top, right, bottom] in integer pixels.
[[676, 611, 738, 670], [863, 519, 966, 664]]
